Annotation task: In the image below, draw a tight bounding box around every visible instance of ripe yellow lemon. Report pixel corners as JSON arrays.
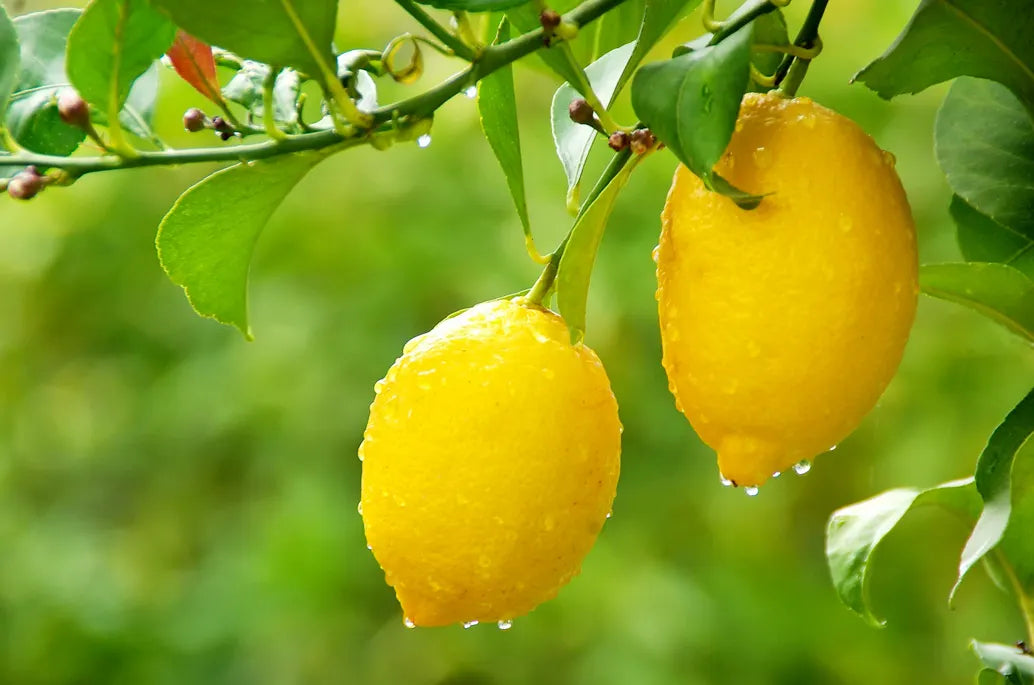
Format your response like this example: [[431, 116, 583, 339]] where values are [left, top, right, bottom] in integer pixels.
[[359, 298, 621, 627], [656, 92, 918, 489]]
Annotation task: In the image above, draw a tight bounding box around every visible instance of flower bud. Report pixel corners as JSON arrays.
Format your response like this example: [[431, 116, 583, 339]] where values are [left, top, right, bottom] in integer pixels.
[[630, 128, 657, 155], [568, 98, 596, 126], [7, 166, 45, 200], [608, 131, 629, 152], [183, 107, 206, 132], [57, 90, 90, 129]]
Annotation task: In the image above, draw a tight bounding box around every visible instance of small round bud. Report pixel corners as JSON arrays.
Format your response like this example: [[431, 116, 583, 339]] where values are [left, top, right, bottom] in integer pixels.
[[57, 90, 90, 129], [555, 21, 579, 42], [568, 98, 596, 126], [540, 9, 561, 31], [608, 131, 629, 152], [7, 167, 45, 200], [183, 107, 206, 132], [630, 128, 657, 155]]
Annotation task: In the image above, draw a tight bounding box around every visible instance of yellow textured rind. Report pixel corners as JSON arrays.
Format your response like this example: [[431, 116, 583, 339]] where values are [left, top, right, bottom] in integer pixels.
[[657, 93, 918, 488], [360, 298, 621, 627]]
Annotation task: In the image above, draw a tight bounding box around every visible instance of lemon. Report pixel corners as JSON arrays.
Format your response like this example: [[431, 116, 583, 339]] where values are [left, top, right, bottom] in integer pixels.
[[359, 298, 621, 627], [656, 92, 918, 488]]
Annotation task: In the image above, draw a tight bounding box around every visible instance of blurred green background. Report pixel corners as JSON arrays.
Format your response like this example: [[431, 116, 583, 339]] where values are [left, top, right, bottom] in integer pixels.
[[2, 1, 1033, 683]]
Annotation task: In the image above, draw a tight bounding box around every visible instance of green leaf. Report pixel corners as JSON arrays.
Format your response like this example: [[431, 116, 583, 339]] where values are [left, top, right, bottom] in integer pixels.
[[1000, 421, 1034, 588], [852, 0, 1034, 113], [156, 153, 325, 339], [953, 389, 1034, 598], [825, 479, 979, 627], [920, 263, 1034, 343], [973, 641, 1034, 684], [415, 0, 527, 9], [952, 195, 1034, 280], [477, 20, 531, 243], [0, 4, 19, 123], [151, 0, 338, 85], [746, 7, 788, 88], [4, 9, 85, 158], [551, 42, 634, 201], [936, 78, 1034, 245], [614, 0, 702, 95], [66, 0, 176, 113], [631, 23, 760, 206], [556, 152, 639, 343]]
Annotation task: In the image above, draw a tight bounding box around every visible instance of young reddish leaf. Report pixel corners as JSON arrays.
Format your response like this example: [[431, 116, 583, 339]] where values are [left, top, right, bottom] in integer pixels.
[[167, 30, 222, 104]]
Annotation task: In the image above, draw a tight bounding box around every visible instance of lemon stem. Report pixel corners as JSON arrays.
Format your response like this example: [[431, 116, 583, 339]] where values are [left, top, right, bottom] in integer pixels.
[[775, 0, 828, 97]]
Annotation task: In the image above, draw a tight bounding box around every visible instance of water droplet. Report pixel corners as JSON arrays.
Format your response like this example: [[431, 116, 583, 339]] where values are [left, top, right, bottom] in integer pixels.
[[753, 146, 772, 169], [651, 245, 660, 263], [366, 543, 372, 550], [744, 485, 759, 497], [532, 330, 551, 344], [828, 444, 838, 452], [464, 86, 477, 99], [374, 379, 385, 394], [793, 459, 812, 475], [797, 112, 817, 129], [771, 471, 781, 478], [416, 134, 432, 148], [734, 120, 744, 133], [357, 501, 363, 515], [881, 150, 896, 167], [605, 511, 612, 519], [720, 476, 733, 487], [497, 620, 513, 630], [462, 620, 479, 629], [404, 617, 416, 629]]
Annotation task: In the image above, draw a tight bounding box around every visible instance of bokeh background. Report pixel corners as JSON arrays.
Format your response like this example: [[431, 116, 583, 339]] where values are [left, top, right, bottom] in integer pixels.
[[2, 1, 1033, 683]]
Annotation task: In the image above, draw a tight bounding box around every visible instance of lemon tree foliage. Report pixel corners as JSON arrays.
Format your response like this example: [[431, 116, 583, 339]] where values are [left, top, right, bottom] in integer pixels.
[[0, 0, 1032, 671]]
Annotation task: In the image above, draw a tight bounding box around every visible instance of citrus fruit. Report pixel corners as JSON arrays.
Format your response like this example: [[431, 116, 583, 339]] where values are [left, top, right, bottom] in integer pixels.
[[359, 298, 621, 627], [656, 92, 918, 489]]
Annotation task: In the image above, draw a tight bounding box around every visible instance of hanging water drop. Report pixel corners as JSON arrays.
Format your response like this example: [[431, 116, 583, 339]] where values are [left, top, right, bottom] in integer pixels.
[[404, 617, 416, 629], [357, 501, 363, 515], [744, 485, 759, 497], [464, 86, 477, 99], [497, 620, 513, 630], [417, 134, 432, 148], [793, 459, 812, 475], [771, 471, 781, 478], [462, 620, 479, 629], [720, 476, 734, 487], [828, 444, 838, 452]]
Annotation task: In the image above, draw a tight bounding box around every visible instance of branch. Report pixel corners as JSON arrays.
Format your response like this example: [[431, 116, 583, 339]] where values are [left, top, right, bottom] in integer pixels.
[[0, 0, 629, 180], [394, 0, 477, 61]]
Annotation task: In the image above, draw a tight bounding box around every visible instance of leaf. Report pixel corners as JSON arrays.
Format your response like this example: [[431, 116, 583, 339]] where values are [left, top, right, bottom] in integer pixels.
[[0, 4, 18, 123], [825, 479, 980, 627], [920, 263, 1034, 343], [151, 0, 338, 85], [556, 153, 638, 343], [631, 23, 760, 206], [746, 8, 788, 87], [414, 0, 527, 8], [936, 78, 1034, 245], [952, 195, 1034, 280], [1000, 419, 1034, 587], [223, 62, 301, 125], [477, 20, 531, 243], [66, 0, 176, 113], [953, 389, 1034, 598], [615, 0, 702, 95], [973, 641, 1034, 684], [3, 9, 85, 157], [166, 31, 222, 104], [156, 153, 325, 339], [550, 42, 635, 200], [852, 0, 1034, 113]]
